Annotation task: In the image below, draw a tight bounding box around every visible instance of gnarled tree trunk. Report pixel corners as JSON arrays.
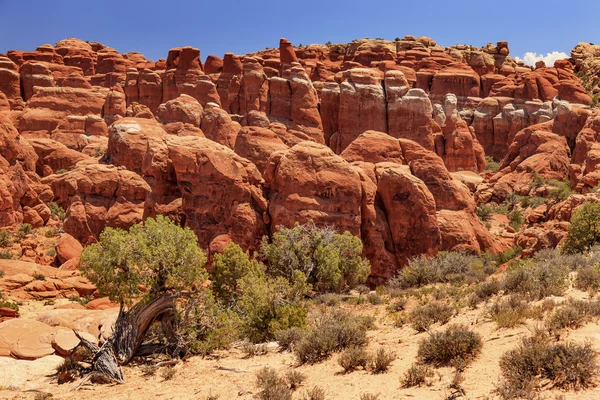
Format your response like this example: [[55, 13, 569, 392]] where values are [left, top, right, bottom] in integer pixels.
[[75, 293, 178, 384]]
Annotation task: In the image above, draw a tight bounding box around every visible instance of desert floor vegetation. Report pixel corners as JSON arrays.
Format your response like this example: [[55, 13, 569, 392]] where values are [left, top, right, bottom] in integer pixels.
[[7, 218, 600, 399]]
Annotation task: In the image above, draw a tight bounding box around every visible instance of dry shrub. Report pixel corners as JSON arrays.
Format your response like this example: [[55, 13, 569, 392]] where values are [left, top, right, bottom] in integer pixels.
[[141, 365, 157, 377], [499, 333, 597, 397], [502, 260, 569, 300], [475, 278, 501, 300], [294, 310, 371, 364], [575, 265, 600, 293], [371, 347, 395, 374], [488, 295, 530, 328], [338, 346, 370, 373], [256, 367, 293, 400], [546, 305, 585, 332], [409, 301, 454, 332], [314, 293, 341, 307], [55, 357, 81, 384], [275, 327, 305, 351], [400, 364, 434, 388], [242, 342, 269, 358], [160, 367, 177, 381], [417, 324, 482, 368], [285, 370, 306, 390], [360, 394, 379, 400], [300, 386, 326, 400]]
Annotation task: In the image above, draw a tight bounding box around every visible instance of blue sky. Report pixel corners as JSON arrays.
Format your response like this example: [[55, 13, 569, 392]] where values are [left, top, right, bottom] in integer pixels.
[[1, 0, 599, 64]]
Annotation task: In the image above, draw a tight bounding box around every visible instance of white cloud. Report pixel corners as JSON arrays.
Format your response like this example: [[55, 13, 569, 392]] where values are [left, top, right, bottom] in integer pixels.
[[514, 51, 569, 67]]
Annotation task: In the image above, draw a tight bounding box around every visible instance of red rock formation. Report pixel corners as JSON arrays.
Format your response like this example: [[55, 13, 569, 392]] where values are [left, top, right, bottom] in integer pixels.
[[156, 94, 204, 126], [42, 164, 150, 244], [265, 141, 363, 236], [107, 117, 167, 173], [331, 69, 386, 153], [169, 136, 268, 250], [0, 56, 22, 109]]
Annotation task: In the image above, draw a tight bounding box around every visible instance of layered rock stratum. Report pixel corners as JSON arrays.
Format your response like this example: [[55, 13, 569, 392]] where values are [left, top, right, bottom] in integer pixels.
[[0, 35, 598, 298]]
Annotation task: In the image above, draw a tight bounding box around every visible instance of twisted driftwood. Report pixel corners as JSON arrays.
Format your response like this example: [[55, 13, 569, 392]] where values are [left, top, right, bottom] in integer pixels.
[[72, 293, 178, 388]]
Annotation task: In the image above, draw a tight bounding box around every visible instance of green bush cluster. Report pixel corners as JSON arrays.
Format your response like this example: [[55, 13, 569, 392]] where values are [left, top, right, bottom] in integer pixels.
[[563, 202, 600, 254], [260, 222, 370, 293], [0, 229, 10, 247], [48, 202, 66, 221]]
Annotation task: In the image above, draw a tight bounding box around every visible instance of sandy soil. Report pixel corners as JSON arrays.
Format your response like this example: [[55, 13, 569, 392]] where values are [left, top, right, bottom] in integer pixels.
[[2, 289, 600, 400]]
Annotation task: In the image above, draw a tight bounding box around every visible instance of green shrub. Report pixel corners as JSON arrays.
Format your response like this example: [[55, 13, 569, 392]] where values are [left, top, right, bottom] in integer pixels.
[[562, 202, 600, 254], [519, 195, 546, 209], [0, 291, 19, 312], [530, 173, 545, 189], [33, 273, 45, 281], [338, 346, 370, 373], [260, 221, 370, 293], [476, 204, 493, 222], [17, 223, 32, 238], [294, 310, 371, 364], [0, 229, 10, 247], [48, 202, 66, 220], [0, 252, 11, 260], [179, 292, 241, 356], [211, 243, 264, 305], [499, 333, 597, 395], [491, 246, 522, 266], [236, 269, 308, 343], [46, 249, 56, 257], [409, 301, 454, 332], [400, 364, 434, 388], [484, 156, 499, 172], [548, 179, 574, 201], [371, 347, 395, 374], [54, 169, 68, 174], [502, 259, 569, 300], [417, 324, 482, 368], [80, 215, 208, 304], [0, 269, 3, 278], [508, 209, 524, 231]]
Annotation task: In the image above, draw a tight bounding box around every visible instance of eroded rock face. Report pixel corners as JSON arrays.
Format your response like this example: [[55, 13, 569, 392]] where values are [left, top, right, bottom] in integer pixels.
[[3, 35, 598, 284], [374, 163, 440, 267], [169, 136, 268, 250], [332, 69, 387, 153], [107, 117, 168, 173], [265, 141, 363, 236], [156, 94, 204, 126], [42, 164, 150, 244]]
